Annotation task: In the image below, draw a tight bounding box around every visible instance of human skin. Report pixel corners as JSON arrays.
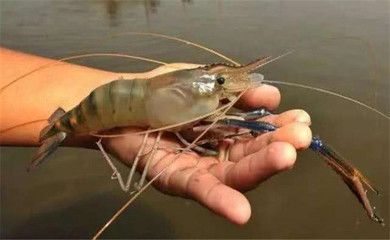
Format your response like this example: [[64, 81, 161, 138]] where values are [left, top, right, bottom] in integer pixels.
[[0, 47, 312, 224]]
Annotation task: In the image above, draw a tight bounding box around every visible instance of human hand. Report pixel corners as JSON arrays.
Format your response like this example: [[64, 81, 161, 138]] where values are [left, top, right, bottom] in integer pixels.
[[100, 63, 312, 225]]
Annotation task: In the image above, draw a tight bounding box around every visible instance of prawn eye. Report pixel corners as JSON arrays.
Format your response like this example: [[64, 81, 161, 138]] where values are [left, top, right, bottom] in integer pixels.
[[216, 77, 225, 85]]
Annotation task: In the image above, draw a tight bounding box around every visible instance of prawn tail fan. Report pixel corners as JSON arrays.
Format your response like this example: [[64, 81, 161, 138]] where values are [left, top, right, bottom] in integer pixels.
[[28, 108, 67, 172]]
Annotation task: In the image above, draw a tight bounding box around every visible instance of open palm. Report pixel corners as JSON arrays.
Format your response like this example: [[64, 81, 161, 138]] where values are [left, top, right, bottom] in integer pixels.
[[101, 81, 312, 225]]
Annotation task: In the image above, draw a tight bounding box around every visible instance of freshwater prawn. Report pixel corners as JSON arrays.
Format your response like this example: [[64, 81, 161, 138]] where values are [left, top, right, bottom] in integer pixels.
[[0, 32, 387, 238]]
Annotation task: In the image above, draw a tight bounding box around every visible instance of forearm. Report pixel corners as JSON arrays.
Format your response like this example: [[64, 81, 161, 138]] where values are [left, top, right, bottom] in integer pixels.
[[0, 48, 200, 147], [0, 48, 120, 146]]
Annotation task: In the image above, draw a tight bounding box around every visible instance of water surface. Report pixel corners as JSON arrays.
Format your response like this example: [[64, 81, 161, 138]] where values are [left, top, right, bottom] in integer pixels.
[[1, 0, 389, 238]]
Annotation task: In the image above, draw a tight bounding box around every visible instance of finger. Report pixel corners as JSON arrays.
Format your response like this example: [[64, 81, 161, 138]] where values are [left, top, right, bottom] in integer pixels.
[[229, 122, 312, 162], [261, 109, 311, 126], [228, 109, 310, 161], [151, 154, 251, 225], [223, 142, 297, 191], [236, 84, 281, 110], [185, 168, 251, 225]]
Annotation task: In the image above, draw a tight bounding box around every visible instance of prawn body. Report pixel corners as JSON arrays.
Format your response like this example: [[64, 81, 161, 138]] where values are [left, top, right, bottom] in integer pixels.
[[32, 59, 266, 170], [44, 68, 252, 136]]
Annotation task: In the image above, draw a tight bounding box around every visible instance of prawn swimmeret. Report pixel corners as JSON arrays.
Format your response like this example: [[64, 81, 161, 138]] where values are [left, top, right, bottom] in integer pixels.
[[1, 32, 387, 238]]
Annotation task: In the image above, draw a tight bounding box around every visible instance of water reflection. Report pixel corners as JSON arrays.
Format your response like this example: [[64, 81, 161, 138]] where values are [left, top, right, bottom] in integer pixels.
[[103, 0, 196, 25], [105, 0, 120, 27], [182, 0, 193, 11], [182, 0, 193, 5], [144, 0, 160, 16]]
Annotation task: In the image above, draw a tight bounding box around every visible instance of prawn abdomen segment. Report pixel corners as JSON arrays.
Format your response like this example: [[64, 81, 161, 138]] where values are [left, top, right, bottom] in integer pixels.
[[56, 79, 149, 134]]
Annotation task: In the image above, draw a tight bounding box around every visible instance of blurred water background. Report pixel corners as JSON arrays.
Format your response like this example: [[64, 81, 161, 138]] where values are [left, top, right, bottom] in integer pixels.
[[0, 0, 389, 238]]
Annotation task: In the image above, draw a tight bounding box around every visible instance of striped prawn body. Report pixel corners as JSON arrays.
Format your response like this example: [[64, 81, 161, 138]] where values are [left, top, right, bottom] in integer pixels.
[[52, 68, 222, 136], [30, 62, 258, 170], [54, 79, 149, 135]]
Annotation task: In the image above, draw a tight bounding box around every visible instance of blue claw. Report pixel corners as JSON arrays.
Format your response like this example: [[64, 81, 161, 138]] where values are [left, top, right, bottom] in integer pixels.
[[217, 118, 383, 225], [218, 119, 276, 132], [309, 136, 323, 151], [230, 108, 272, 120]]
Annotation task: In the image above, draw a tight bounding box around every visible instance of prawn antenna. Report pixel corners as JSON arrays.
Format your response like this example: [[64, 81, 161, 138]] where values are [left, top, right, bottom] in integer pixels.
[[245, 50, 295, 73], [261, 80, 390, 120], [110, 32, 241, 66], [0, 119, 47, 134], [0, 53, 167, 93]]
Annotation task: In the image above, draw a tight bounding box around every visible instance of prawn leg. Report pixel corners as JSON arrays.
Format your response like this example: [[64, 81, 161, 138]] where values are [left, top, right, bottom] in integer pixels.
[[96, 132, 150, 192], [309, 137, 384, 224], [135, 131, 163, 190], [174, 132, 218, 156], [217, 118, 384, 225]]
